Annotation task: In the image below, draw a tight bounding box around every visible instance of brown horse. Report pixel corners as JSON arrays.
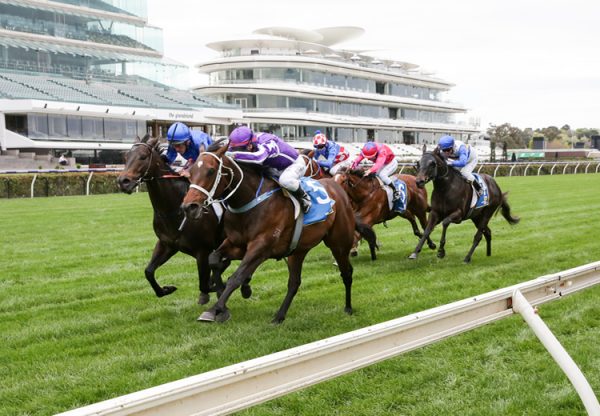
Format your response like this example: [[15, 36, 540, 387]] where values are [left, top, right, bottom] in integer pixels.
[[117, 135, 229, 305], [410, 148, 519, 262], [181, 143, 358, 324], [300, 150, 331, 180], [334, 168, 436, 259]]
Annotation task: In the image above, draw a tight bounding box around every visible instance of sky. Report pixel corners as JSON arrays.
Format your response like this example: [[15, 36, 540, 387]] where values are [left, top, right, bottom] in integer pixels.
[[147, 0, 600, 130]]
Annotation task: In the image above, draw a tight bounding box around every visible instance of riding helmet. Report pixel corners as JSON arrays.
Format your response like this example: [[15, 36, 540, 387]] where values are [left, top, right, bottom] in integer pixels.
[[313, 133, 327, 148], [167, 122, 191, 144], [439, 135, 455, 150], [229, 126, 254, 148], [361, 142, 378, 159]]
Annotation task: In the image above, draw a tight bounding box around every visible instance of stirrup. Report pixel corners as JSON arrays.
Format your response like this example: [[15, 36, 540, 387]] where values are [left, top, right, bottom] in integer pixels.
[[301, 198, 312, 213]]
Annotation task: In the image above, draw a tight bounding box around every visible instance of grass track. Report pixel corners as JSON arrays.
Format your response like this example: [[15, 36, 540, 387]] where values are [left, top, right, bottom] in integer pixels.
[[1, 174, 599, 415]]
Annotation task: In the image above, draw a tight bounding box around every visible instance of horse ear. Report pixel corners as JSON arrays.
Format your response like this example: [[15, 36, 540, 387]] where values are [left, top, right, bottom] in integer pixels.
[[215, 142, 228, 156], [422, 143, 427, 154], [141, 134, 151, 143]]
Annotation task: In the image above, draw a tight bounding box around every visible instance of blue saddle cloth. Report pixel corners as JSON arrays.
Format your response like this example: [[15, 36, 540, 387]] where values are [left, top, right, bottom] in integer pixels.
[[472, 173, 489, 208], [300, 177, 335, 225], [392, 178, 408, 213]]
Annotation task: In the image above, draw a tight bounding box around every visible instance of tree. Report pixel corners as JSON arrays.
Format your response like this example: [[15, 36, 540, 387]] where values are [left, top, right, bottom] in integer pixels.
[[486, 123, 529, 149]]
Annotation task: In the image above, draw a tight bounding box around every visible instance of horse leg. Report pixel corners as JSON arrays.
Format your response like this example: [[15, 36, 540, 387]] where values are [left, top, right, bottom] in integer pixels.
[[464, 217, 492, 263], [409, 211, 439, 259], [414, 208, 437, 250], [350, 231, 360, 257], [208, 241, 242, 298], [437, 222, 450, 259], [145, 241, 178, 297], [200, 245, 269, 323], [330, 247, 354, 315], [196, 251, 211, 305], [483, 226, 492, 256], [272, 250, 308, 324]]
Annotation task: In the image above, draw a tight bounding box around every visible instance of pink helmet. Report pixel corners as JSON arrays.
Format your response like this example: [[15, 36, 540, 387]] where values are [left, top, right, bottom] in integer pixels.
[[361, 142, 378, 159], [229, 126, 254, 148], [313, 133, 327, 148]]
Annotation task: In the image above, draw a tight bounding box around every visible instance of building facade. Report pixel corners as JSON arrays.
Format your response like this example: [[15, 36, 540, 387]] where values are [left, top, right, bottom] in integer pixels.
[[194, 26, 479, 146], [0, 0, 240, 166]]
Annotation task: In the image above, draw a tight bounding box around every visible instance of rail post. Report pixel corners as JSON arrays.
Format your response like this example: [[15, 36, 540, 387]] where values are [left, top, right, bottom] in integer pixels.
[[30, 174, 37, 198], [86, 172, 94, 196], [512, 290, 600, 415]]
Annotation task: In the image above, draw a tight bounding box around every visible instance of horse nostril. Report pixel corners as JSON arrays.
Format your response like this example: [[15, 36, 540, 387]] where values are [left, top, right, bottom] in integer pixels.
[[183, 202, 201, 219]]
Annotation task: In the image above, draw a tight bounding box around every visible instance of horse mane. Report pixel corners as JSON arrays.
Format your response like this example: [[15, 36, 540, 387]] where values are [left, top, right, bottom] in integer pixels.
[[347, 168, 366, 178], [207, 138, 229, 152]]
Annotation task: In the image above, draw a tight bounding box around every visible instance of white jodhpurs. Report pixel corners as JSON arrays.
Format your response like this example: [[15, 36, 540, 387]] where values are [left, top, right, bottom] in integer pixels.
[[458, 156, 478, 182], [279, 156, 308, 192], [329, 159, 352, 175], [376, 158, 398, 186]]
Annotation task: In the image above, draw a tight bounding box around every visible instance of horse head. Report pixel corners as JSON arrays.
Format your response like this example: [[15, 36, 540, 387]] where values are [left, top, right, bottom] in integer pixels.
[[415, 149, 446, 188], [118, 134, 164, 194], [181, 142, 238, 219]]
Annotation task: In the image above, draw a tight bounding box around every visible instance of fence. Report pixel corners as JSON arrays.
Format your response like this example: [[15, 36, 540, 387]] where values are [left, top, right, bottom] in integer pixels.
[[1, 161, 599, 199], [57, 261, 600, 416]]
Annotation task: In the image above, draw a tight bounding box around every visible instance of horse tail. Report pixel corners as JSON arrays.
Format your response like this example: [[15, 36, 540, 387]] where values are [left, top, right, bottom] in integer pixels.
[[354, 213, 378, 251], [498, 192, 520, 225]]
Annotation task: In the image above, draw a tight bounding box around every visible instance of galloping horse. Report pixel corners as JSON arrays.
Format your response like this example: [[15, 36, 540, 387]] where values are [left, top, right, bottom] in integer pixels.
[[117, 135, 229, 305], [181, 142, 359, 324], [334, 169, 436, 260], [300, 150, 331, 180], [409, 148, 520, 262]]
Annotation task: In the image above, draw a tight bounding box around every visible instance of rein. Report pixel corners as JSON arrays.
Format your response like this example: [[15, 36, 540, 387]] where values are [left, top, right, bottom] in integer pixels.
[[129, 142, 177, 185], [188, 152, 243, 208]]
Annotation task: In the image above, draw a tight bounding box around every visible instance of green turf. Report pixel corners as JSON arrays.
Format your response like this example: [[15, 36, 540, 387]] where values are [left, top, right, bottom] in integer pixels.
[[1, 174, 599, 415]]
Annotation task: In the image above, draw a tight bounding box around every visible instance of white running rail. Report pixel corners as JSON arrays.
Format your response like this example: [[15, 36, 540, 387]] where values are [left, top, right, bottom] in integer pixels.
[[57, 262, 600, 416]]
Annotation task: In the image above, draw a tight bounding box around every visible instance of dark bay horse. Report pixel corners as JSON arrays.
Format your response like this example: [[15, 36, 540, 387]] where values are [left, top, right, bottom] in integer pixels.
[[334, 169, 436, 260], [117, 135, 229, 305], [181, 143, 358, 324], [410, 148, 520, 263]]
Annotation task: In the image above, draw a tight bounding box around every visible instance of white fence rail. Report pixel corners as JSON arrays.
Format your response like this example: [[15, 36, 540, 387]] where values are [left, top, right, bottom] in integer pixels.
[[58, 261, 600, 416]]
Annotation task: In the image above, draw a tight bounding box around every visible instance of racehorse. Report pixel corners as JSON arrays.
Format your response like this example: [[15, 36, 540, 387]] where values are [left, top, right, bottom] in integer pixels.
[[334, 168, 436, 260], [299, 150, 331, 180], [181, 142, 366, 324], [117, 135, 230, 305], [409, 148, 520, 263]]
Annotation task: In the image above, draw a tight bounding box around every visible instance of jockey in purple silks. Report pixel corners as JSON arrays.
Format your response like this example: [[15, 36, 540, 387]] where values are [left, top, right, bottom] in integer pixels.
[[226, 126, 312, 213]]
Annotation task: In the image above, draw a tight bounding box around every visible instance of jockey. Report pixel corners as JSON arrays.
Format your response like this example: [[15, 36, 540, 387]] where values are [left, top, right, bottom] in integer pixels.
[[351, 141, 402, 201], [226, 126, 312, 213], [312, 132, 351, 175], [438, 135, 482, 196], [164, 122, 212, 177]]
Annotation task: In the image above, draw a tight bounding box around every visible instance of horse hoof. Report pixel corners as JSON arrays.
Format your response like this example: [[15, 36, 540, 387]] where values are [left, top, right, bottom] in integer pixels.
[[437, 252, 445, 259], [463, 257, 472, 264], [197, 311, 216, 322], [271, 316, 285, 325], [350, 248, 358, 257], [159, 286, 177, 297], [344, 307, 353, 315], [215, 309, 231, 323], [428, 243, 437, 250], [408, 253, 417, 260], [198, 293, 210, 305], [241, 285, 252, 299]]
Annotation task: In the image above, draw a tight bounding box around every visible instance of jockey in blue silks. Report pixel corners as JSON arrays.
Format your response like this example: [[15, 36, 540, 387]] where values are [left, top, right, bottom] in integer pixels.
[[312, 132, 351, 175], [438, 135, 482, 195], [164, 122, 212, 177], [226, 126, 312, 213]]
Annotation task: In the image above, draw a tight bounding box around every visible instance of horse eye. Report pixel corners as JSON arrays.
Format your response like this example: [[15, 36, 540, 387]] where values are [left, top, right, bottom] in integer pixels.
[[139, 154, 147, 161], [207, 168, 215, 176]]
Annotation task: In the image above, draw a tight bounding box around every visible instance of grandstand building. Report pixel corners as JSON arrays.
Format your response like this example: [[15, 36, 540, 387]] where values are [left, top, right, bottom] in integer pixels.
[[194, 26, 479, 146], [0, 0, 241, 167]]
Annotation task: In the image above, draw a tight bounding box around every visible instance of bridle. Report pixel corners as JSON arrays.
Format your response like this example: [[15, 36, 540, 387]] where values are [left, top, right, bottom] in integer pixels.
[[188, 152, 244, 208], [129, 142, 158, 185], [419, 152, 449, 184]]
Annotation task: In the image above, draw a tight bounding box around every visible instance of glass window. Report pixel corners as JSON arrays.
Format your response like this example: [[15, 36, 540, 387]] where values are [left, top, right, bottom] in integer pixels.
[[82, 117, 104, 140], [67, 116, 82, 138], [27, 114, 48, 139], [5, 114, 27, 135], [48, 115, 67, 138], [288, 97, 313, 111], [256, 95, 286, 109], [316, 100, 336, 113], [104, 119, 126, 141], [325, 73, 346, 88]]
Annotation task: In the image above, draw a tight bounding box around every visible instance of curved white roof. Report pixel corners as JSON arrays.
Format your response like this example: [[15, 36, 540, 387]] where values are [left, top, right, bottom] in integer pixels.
[[315, 27, 365, 46], [253, 27, 323, 43]]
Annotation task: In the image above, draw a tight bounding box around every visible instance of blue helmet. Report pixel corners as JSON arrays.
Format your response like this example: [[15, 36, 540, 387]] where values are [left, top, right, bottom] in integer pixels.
[[167, 122, 191, 144], [438, 135, 455, 150]]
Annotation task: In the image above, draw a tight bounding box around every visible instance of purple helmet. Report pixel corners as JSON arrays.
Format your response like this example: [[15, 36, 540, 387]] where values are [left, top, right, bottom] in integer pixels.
[[229, 126, 254, 148]]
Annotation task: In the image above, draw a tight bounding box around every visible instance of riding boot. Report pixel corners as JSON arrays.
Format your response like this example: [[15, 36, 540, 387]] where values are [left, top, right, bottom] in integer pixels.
[[391, 183, 402, 202], [472, 179, 483, 197], [292, 187, 312, 213]]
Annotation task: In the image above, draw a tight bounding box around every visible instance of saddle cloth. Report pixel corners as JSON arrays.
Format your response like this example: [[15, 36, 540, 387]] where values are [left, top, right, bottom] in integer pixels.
[[289, 177, 336, 226], [470, 173, 490, 209], [377, 177, 408, 212]]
